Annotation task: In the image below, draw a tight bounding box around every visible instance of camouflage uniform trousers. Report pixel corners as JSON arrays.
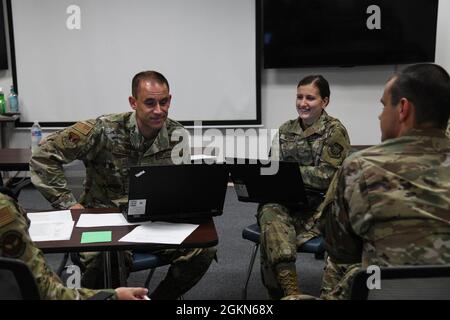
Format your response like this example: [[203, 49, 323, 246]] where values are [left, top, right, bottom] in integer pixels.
[[257, 203, 320, 299], [79, 247, 216, 299], [320, 256, 361, 300]]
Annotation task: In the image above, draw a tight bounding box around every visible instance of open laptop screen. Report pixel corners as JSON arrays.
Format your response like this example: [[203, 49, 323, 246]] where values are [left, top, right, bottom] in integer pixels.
[[227, 158, 309, 208], [125, 164, 229, 222]]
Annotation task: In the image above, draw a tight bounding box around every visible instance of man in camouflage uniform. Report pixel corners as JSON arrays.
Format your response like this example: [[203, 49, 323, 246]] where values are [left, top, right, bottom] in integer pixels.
[[320, 63, 450, 299], [29, 71, 216, 299], [259, 75, 350, 299], [0, 188, 148, 299]]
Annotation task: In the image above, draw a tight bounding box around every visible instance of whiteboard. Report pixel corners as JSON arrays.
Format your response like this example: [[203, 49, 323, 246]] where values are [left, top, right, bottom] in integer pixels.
[[9, 0, 259, 125]]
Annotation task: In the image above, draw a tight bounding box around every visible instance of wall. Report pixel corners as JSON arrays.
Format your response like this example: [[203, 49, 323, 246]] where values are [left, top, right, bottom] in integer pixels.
[[262, 0, 450, 145], [0, 1, 11, 104], [0, 0, 15, 146], [261, 65, 395, 145], [2, 0, 450, 149]]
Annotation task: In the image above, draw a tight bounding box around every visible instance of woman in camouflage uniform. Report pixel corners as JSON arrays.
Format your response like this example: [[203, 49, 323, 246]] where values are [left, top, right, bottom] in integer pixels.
[[258, 75, 351, 299]]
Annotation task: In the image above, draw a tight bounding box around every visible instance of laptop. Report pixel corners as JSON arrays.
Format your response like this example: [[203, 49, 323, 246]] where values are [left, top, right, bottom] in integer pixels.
[[227, 158, 310, 209], [123, 164, 230, 222]]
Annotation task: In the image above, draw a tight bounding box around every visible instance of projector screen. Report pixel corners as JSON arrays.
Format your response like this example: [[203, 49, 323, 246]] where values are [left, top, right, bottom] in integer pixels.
[[8, 0, 260, 126]]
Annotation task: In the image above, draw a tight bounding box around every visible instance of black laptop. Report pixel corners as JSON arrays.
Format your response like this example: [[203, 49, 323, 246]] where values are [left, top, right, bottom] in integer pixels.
[[227, 158, 310, 209], [123, 164, 230, 222]]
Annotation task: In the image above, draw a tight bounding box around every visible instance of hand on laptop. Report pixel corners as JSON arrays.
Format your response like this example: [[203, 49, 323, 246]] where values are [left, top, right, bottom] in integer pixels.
[[70, 203, 85, 209]]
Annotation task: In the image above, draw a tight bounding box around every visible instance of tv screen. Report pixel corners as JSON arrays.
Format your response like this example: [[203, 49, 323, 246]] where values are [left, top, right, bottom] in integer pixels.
[[263, 0, 439, 68], [0, 0, 8, 70]]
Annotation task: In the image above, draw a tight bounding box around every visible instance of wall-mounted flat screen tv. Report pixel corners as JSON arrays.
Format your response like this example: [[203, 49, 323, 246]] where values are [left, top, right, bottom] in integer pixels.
[[263, 0, 439, 68]]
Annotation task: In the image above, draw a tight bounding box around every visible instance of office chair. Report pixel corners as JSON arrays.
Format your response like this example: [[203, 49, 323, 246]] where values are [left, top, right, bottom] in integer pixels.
[[0, 178, 32, 201], [9, 177, 33, 198], [131, 252, 185, 299], [60, 251, 170, 290], [131, 252, 170, 289], [351, 264, 450, 300], [241, 223, 325, 300], [0, 257, 41, 300], [0, 257, 124, 300], [0, 177, 32, 198]]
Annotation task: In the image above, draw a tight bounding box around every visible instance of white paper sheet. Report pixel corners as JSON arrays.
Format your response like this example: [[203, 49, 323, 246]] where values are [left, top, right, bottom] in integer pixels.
[[27, 210, 73, 223], [190, 154, 217, 161], [119, 222, 199, 244], [27, 210, 75, 241], [76, 213, 141, 227], [29, 221, 75, 242]]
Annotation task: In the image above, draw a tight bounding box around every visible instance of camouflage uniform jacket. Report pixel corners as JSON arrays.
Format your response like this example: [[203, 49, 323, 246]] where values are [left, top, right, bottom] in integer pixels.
[[321, 129, 450, 267], [0, 193, 115, 299], [275, 111, 350, 211], [30, 112, 189, 209]]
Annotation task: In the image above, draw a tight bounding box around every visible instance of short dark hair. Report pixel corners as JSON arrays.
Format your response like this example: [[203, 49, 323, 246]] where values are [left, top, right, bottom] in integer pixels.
[[297, 75, 330, 101], [390, 63, 450, 129], [132, 71, 170, 98]]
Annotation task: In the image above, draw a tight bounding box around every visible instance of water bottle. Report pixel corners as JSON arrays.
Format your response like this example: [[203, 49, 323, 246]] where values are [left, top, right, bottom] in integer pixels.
[[8, 85, 19, 113], [31, 121, 42, 152], [0, 87, 6, 114]]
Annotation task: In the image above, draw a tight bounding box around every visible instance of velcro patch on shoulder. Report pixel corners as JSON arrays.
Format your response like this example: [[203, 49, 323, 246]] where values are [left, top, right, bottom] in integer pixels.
[[68, 131, 81, 143], [0, 206, 15, 228], [1, 230, 26, 258], [328, 142, 344, 159], [73, 122, 94, 136]]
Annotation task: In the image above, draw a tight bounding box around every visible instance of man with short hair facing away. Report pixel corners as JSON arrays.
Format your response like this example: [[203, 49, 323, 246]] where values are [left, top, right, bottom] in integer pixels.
[[319, 63, 450, 299]]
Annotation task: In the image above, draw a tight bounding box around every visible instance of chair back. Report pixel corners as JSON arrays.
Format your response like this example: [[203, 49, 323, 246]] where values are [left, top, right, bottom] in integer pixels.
[[351, 264, 450, 300], [0, 257, 41, 300]]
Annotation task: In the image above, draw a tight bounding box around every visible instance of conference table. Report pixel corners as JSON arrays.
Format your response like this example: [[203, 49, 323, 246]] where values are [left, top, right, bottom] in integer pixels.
[[0, 148, 31, 186], [34, 208, 219, 288], [0, 114, 20, 148]]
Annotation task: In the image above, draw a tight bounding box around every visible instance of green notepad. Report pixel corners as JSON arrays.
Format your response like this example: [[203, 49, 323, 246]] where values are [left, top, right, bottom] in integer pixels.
[[81, 231, 112, 244]]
